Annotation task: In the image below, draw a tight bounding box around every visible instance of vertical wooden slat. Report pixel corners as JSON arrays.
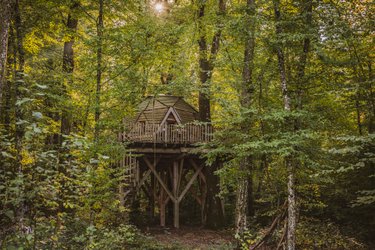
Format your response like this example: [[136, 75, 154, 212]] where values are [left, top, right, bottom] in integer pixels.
[[123, 121, 213, 144]]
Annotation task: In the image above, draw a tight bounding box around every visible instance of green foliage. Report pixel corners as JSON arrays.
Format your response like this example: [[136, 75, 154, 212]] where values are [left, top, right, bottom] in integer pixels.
[[296, 218, 367, 249], [0, 0, 374, 248]]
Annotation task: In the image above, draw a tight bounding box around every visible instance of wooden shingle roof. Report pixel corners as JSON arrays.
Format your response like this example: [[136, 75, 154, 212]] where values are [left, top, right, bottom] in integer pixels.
[[135, 95, 198, 124]]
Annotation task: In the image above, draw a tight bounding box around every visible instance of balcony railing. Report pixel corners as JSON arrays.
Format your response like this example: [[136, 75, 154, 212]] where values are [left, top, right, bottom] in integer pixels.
[[121, 122, 213, 144]]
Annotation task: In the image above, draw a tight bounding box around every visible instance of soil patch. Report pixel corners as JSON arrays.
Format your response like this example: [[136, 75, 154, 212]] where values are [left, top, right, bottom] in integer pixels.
[[143, 226, 236, 250]]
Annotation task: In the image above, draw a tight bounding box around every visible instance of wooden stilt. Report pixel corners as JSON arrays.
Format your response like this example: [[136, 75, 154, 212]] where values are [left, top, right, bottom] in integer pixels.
[[189, 158, 207, 225], [178, 162, 204, 202], [150, 174, 155, 218], [160, 201, 166, 227], [173, 161, 180, 228], [159, 171, 166, 227], [201, 178, 207, 225], [144, 157, 176, 202]]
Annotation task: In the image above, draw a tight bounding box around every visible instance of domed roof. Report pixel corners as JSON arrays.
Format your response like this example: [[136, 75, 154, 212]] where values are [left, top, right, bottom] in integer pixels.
[[134, 95, 198, 124]]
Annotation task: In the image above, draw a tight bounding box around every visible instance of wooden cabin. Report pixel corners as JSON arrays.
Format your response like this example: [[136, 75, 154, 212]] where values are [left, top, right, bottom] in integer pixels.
[[119, 95, 213, 228]]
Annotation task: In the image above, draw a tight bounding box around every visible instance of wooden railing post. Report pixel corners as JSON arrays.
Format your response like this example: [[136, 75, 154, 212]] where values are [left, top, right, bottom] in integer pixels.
[[123, 121, 213, 144]]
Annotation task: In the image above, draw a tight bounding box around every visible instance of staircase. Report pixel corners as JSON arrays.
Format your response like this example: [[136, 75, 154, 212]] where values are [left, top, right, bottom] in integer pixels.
[[119, 155, 139, 206]]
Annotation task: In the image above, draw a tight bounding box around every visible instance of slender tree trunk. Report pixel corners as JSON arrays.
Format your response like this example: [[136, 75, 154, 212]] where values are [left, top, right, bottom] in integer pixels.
[[273, 0, 296, 249], [94, 0, 103, 142], [235, 0, 256, 238], [45, 1, 78, 149], [0, 0, 13, 112], [14, 0, 25, 149], [2, 25, 15, 131], [197, 2, 211, 122], [12, 0, 26, 229], [295, 0, 312, 111], [286, 158, 296, 250], [196, 0, 226, 228], [197, 0, 225, 122], [204, 162, 225, 228], [367, 61, 374, 133], [56, 2, 79, 225], [61, 2, 79, 140], [235, 174, 248, 236]]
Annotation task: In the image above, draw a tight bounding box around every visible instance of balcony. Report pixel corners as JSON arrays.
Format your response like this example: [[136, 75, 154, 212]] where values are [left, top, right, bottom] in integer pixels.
[[121, 122, 213, 145]]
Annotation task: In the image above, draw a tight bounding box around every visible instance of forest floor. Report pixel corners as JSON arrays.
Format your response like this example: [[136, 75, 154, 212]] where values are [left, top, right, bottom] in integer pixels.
[[143, 226, 236, 250]]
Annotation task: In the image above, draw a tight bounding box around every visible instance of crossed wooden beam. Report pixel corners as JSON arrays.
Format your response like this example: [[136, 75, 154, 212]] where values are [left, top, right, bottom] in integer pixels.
[[142, 157, 205, 228]]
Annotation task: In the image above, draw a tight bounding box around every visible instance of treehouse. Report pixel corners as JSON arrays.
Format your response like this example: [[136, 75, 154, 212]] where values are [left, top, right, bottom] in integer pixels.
[[119, 95, 213, 228]]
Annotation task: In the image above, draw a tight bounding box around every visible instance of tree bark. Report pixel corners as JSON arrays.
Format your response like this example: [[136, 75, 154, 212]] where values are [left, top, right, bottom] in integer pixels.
[[94, 0, 103, 142], [273, 0, 296, 249], [56, 2, 79, 220], [1, 24, 15, 131], [14, 0, 25, 148], [0, 0, 13, 112], [235, 0, 256, 238], [203, 162, 225, 228], [12, 0, 26, 229], [196, 0, 226, 228], [197, 0, 225, 122], [235, 175, 248, 236], [295, 0, 312, 111], [60, 2, 79, 140]]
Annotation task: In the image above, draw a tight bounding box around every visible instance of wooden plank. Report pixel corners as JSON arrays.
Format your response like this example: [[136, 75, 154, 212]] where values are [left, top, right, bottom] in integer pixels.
[[189, 158, 206, 183], [132, 147, 198, 154], [178, 158, 184, 192], [178, 164, 204, 202], [199, 168, 207, 225], [141, 184, 151, 200], [150, 174, 155, 218], [136, 169, 152, 192], [173, 161, 180, 228], [144, 157, 176, 202], [160, 195, 166, 227]]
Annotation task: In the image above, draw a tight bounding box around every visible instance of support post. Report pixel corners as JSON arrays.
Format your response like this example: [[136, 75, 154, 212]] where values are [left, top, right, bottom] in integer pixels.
[[150, 174, 155, 219], [160, 202, 166, 227], [159, 171, 166, 227], [173, 161, 180, 228]]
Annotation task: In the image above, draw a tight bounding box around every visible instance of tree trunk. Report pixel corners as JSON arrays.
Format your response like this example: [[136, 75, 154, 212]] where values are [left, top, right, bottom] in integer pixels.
[[273, 0, 296, 249], [56, 2, 79, 222], [0, 0, 12, 112], [197, 0, 225, 122], [94, 0, 103, 142], [235, 0, 256, 238], [14, 0, 25, 148], [61, 2, 79, 140], [235, 175, 248, 236], [295, 0, 312, 111], [196, 0, 226, 227], [204, 162, 225, 228], [286, 159, 296, 250], [367, 61, 374, 133], [13, 0, 26, 229], [1, 24, 15, 131], [197, 2, 211, 122]]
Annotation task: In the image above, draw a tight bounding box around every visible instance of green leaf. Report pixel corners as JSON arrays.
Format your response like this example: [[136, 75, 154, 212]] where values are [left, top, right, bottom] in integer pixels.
[[1, 151, 15, 159], [15, 98, 33, 106], [35, 83, 48, 89], [5, 210, 14, 219]]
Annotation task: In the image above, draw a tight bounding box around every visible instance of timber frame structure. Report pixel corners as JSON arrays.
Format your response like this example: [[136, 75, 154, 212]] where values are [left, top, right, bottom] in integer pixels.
[[119, 95, 213, 228]]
